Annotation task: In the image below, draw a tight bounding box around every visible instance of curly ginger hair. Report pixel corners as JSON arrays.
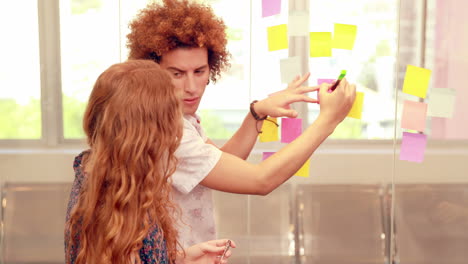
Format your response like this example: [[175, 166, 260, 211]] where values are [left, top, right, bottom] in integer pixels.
[[66, 60, 183, 264], [127, 0, 231, 83]]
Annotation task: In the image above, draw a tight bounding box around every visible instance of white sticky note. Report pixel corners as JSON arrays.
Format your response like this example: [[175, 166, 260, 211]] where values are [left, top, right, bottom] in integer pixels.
[[280, 56, 302, 83], [428, 88, 456, 118], [288, 11, 309, 36]]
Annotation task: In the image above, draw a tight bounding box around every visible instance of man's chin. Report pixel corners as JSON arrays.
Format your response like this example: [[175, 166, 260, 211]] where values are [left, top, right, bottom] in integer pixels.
[[183, 109, 198, 116], [184, 103, 201, 114]]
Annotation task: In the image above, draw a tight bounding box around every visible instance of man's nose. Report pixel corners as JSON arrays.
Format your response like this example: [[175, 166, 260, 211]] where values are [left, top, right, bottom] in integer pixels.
[[184, 74, 197, 93]]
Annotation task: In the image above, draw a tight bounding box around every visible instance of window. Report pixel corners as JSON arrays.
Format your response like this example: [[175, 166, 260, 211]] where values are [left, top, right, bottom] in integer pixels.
[[196, 0, 254, 139], [58, 0, 250, 139], [306, 0, 400, 139], [0, 1, 41, 139], [59, 0, 153, 139], [1, 0, 467, 145]]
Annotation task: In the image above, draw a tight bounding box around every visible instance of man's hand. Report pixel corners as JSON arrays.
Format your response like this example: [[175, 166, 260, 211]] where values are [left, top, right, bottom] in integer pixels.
[[254, 72, 319, 118]]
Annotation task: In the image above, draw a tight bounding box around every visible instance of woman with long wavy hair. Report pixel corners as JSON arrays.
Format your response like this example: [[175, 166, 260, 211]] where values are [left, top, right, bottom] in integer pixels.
[[64, 60, 234, 264]]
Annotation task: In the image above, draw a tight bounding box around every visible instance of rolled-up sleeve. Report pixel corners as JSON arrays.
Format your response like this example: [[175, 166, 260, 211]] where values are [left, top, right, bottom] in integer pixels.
[[172, 119, 222, 194]]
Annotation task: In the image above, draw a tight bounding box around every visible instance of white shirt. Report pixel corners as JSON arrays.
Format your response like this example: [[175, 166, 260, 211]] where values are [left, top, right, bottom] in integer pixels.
[[171, 114, 222, 248]]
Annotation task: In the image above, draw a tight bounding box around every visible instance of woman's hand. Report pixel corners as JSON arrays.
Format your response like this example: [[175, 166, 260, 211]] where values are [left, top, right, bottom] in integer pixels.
[[179, 239, 236, 264], [253, 73, 319, 118]]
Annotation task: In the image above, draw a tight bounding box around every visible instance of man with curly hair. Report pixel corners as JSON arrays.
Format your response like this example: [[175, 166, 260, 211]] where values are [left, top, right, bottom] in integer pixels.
[[127, 0, 355, 248]]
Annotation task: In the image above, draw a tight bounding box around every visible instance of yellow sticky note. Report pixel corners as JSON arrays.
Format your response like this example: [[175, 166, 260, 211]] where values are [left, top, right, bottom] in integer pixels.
[[332, 23, 357, 50], [259, 117, 279, 142], [402, 65, 432, 98], [310, 32, 332, 57], [295, 159, 310, 177], [347, 92, 364, 119], [267, 24, 288, 51]]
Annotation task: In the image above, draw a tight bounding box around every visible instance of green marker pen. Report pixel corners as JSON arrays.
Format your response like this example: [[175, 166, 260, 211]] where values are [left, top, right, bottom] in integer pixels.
[[330, 70, 347, 91]]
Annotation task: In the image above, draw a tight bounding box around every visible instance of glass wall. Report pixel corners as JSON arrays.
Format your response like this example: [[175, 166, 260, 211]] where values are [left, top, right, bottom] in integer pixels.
[[393, 1, 468, 264], [215, 0, 468, 264]]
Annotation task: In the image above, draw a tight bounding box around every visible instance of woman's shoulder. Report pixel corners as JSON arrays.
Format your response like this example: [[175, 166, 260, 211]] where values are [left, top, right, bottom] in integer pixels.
[[73, 150, 90, 171]]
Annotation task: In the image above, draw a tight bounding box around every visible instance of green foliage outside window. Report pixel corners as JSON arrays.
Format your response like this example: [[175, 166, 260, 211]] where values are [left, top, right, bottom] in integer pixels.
[[0, 96, 363, 140], [330, 118, 363, 139], [0, 99, 41, 139], [72, 0, 102, 14], [199, 109, 235, 139], [63, 95, 87, 139]]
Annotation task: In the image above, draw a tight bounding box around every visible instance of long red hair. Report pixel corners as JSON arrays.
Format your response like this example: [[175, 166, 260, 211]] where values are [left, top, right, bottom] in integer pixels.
[[66, 60, 182, 264]]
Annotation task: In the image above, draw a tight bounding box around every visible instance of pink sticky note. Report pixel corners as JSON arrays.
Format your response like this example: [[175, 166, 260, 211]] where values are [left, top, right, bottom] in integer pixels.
[[401, 100, 428, 132], [317, 79, 335, 85], [281, 118, 302, 143], [262, 152, 275, 160], [262, 0, 281, 17], [399, 132, 427, 163]]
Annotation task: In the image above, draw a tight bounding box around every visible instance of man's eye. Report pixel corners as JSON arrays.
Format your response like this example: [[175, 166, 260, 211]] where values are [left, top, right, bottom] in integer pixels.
[[173, 72, 182, 77], [195, 70, 205, 75]]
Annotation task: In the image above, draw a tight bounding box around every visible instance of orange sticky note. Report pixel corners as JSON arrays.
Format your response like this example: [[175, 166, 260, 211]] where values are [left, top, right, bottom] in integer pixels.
[[295, 159, 310, 177], [259, 117, 279, 142], [401, 100, 427, 132], [402, 65, 432, 98], [267, 24, 288, 51], [332, 23, 357, 50], [347, 92, 364, 119], [310, 32, 332, 57]]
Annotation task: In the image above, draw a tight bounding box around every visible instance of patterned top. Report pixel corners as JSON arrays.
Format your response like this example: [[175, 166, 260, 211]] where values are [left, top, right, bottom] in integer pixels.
[[171, 115, 222, 248], [64, 151, 169, 264]]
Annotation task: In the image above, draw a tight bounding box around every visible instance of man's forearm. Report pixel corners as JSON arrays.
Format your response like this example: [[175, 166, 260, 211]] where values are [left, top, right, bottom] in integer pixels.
[[220, 112, 260, 160]]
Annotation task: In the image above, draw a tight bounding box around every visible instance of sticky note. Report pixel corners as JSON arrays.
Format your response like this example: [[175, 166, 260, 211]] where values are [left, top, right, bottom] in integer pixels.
[[288, 11, 309, 36], [347, 91, 365, 119], [402, 65, 432, 98], [262, 0, 281, 17], [428, 88, 456, 118], [262, 152, 275, 160], [399, 132, 427, 163], [332, 23, 357, 50], [295, 159, 310, 177], [401, 100, 428, 132], [281, 118, 302, 143], [310, 32, 332, 57], [267, 24, 288, 51], [259, 117, 279, 142], [280, 56, 301, 83], [317, 79, 335, 85]]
